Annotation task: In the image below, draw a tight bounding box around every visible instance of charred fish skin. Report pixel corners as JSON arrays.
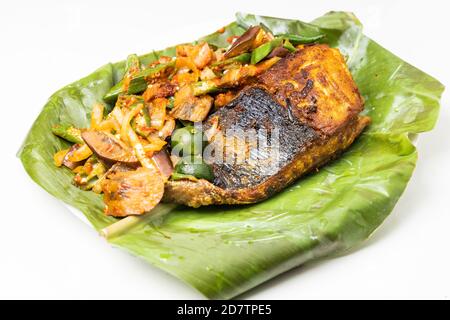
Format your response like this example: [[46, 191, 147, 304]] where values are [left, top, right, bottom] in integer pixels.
[[163, 44, 370, 207], [204, 86, 319, 190], [163, 116, 369, 208]]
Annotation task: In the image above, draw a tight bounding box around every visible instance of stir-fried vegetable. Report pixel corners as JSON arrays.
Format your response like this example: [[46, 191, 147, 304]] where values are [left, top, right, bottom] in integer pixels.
[[152, 149, 174, 179], [104, 61, 176, 103], [173, 156, 214, 181], [66, 144, 93, 163], [148, 98, 167, 129], [223, 26, 261, 58], [52, 124, 83, 144], [171, 126, 205, 156], [73, 156, 106, 190], [191, 80, 222, 96], [211, 52, 251, 67], [61, 144, 86, 169], [81, 130, 138, 164], [51, 24, 324, 217], [171, 93, 213, 122], [250, 38, 283, 64], [53, 148, 70, 167], [122, 54, 141, 92], [283, 39, 297, 52], [277, 33, 325, 44]]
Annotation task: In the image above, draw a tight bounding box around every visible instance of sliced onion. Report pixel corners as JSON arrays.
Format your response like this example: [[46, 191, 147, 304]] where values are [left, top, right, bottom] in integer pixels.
[[121, 103, 144, 144]]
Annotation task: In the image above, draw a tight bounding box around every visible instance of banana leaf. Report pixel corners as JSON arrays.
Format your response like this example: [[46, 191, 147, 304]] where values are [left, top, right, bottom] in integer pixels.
[[18, 12, 444, 299]]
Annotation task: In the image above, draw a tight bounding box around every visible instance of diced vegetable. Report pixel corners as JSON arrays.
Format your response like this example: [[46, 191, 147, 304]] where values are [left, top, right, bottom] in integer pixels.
[[250, 38, 283, 64], [171, 86, 213, 122], [192, 80, 221, 96], [149, 98, 167, 130], [52, 124, 83, 144], [193, 56, 281, 96], [73, 157, 106, 190], [176, 42, 212, 69], [175, 58, 197, 71], [142, 82, 177, 102], [103, 61, 175, 103], [220, 56, 277, 86], [211, 52, 251, 67], [193, 42, 213, 69], [200, 67, 217, 81]]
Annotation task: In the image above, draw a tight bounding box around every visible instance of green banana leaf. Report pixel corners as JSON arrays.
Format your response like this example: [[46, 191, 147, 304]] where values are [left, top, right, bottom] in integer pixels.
[[18, 12, 444, 299]]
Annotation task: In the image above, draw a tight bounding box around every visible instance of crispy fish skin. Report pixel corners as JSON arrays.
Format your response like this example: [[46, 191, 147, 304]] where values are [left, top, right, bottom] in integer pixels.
[[163, 115, 369, 207], [205, 86, 320, 190], [163, 44, 370, 207]]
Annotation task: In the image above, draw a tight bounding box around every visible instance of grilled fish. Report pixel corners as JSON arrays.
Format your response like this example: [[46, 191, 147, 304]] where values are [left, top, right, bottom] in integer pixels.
[[164, 44, 370, 207]]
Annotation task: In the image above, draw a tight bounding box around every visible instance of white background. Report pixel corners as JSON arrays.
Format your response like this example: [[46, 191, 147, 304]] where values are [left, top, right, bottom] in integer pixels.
[[1, 0, 449, 299]]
